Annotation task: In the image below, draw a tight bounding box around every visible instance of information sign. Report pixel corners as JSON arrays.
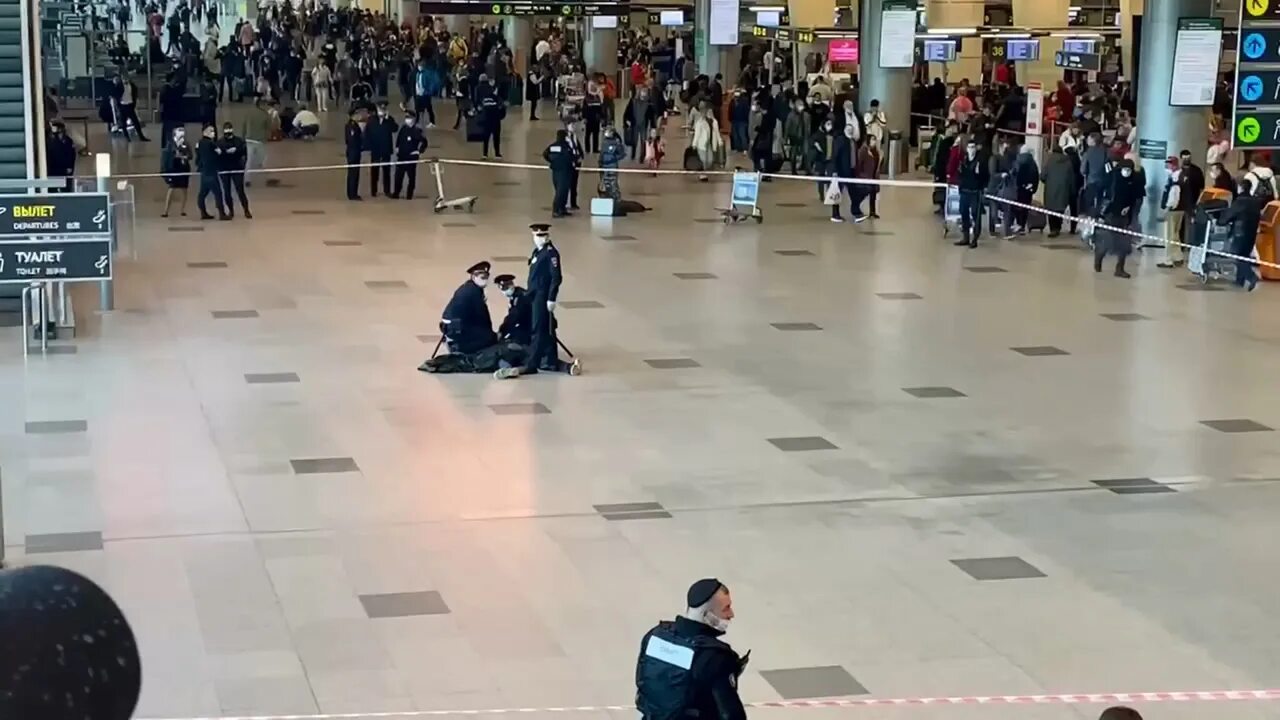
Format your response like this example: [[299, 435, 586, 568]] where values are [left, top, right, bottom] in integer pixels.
[[1234, 3, 1280, 148], [878, 0, 916, 69], [0, 238, 112, 283], [1138, 139, 1169, 161], [1170, 18, 1223, 106], [1005, 39, 1040, 61], [0, 193, 110, 238], [1054, 51, 1101, 71], [923, 40, 956, 62]]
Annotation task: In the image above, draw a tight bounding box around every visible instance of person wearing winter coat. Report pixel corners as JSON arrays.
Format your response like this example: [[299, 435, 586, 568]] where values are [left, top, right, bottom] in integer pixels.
[[690, 106, 723, 182], [783, 99, 810, 174], [598, 125, 626, 200], [1216, 181, 1265, 290], [807, 119, 834, 201], [1041, 144, 1075, 237], [1095, 158, 1144, 278]]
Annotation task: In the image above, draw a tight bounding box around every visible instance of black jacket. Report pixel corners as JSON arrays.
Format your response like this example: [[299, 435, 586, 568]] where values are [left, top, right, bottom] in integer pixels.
[[395, 124, 426, 160], [441, 280, 496, 354], [636, 616, 747, 720], [1219, 194, 1265, 254], [1104, 171, 1144, 218], [1177, 162, 1206, 211], [544, 139, 575, 174], [499, 287, 533, 345], [956, 153, 989, 192], [217, 133, 247, 172], [46, 132, 77, 177], [344, 121, 364, 160], [368, 115, 397, 155], [196, 137, 221, 175], [526, 243, 562, 300]]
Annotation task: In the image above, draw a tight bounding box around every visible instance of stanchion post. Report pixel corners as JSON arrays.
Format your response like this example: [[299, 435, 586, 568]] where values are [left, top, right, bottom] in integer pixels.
[[95, 152, 114, 311]]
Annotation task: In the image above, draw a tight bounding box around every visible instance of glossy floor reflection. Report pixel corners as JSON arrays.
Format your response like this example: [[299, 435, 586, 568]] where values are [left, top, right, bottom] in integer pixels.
[[6, 107, 1280, 720]]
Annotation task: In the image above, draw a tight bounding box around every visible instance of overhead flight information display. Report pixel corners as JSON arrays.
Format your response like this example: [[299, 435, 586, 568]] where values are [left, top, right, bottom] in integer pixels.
[[1235, 2, 1280, 147]]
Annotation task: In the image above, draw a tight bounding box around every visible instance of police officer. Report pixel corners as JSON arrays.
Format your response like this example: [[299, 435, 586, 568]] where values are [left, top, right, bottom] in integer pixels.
[[344, 110, 365, 201], [391, 113, 427, 200], [635, 579, 748, 720], [217, 121, 252, 219], [441, 261, 497, 355], [565, 121, 583, 211], [494, 272, 581, 377], [195, 124, 229, 221], [545, 129, 575, 218], [45, 120, 77, 191], [368, 101, 397, 197], [475, 74, 504, 159]]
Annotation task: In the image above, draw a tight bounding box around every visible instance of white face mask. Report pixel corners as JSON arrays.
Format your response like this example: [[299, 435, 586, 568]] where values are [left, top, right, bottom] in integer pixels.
[[533, 236, 548, 249], [967, 147, 977, 157], [704, 610, 731, 632], [502, 287, 515, 298], [472, 276, 488, 287], [1121, 169, 1132, 178]]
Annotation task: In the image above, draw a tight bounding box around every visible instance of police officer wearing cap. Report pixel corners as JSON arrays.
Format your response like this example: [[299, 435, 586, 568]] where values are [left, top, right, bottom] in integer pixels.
[[368, 101, 398, 197], [523, 224, 560, 373], [392, 112, 427, 200], [635, 579, 748, 720], [441, 261, 497, 355], [545, 129, 575, 218], [495, 274, 532, 345], [344, 110, 366, 201]]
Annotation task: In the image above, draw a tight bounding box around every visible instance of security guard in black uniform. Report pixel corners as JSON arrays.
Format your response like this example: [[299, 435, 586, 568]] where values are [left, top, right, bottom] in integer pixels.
[[368, 101, 398, 197], [217, 122, 252, 219], [494, 225, 583, 379], [392, 113, 427, 199], [495, 274, 533, 346], [635, 579, 748, 720], [441, 261, 497, 355], [196, 124, 230, 221], [545, 129, 575, 218], [344, 110, 365, 201], [494, 273, 580, 376]]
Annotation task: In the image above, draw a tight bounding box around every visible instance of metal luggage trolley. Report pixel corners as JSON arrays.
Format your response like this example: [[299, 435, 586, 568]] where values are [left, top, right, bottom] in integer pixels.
[[1188, 190, 1234, 284], [941, 185, 961, 237], [719, 171, 763, 223]]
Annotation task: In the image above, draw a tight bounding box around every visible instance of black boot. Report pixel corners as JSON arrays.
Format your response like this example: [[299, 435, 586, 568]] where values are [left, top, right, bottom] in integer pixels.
[[1094, 254, 1104, 273], [1114, 257, 1131, 279]]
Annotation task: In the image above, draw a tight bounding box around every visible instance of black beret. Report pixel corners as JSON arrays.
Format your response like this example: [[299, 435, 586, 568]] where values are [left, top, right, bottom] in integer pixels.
[[687, 578, 723, 608], [466, 261, 491, 275], [494, 274, 516, 286]]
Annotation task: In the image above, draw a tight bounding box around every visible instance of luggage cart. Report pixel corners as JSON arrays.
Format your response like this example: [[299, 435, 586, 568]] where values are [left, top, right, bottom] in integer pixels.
[[1189, 205, 1234, 284], [941, 185, 961, 237], [430, 160, 477, 214], [718, 171, 763, 223]]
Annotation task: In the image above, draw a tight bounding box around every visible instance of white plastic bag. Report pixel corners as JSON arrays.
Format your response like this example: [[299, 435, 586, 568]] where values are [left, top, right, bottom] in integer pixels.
[[823, 179, 843, 206]]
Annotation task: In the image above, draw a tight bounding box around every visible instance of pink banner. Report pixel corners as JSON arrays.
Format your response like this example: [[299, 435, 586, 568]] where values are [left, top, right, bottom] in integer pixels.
[[829, 39, 859, 64]]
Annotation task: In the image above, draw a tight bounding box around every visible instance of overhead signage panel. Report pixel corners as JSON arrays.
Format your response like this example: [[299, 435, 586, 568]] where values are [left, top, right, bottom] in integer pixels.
[[1054, 50, 1101, 71], [1234, 3, 1280, 148], [0, 193, 110, 238], [0, 238, 112, 283]]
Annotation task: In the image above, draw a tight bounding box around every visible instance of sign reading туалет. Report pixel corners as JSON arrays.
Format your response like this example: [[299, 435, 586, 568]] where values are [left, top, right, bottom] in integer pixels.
[[0, 193, 111, 238], [0, 238, 112, 282]]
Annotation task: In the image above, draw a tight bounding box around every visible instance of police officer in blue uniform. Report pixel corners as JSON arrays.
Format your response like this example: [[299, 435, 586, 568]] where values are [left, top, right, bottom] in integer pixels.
[[545, 129, 575, 218], [344, 110, 365, 201], [494, 225, 582, 379], [635, 579, 748, 720], [440, 261, 497, 355]]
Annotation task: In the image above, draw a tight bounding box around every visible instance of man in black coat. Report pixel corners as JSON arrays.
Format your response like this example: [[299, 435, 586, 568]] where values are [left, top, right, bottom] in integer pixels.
[[217, 122, 252, 219], [494, 225, 581, 379], [544, 129, 575, 218], [474, 74, 504, 159], [367, 101, 397, 197], [953, 137, 989, 248], [931, 122, 958, 213], [441, 261, 497, 355], [45, 121, 77, 191], [195, 124, 230, 220], [344, 110, 365, 200], [1216, 182, 1264, 291], [391, 114, 426, 199], [1096, 158, 1143, 278]]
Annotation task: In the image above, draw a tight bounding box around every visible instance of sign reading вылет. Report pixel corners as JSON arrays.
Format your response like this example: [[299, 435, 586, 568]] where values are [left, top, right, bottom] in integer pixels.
[[0, 193, 111, 238]]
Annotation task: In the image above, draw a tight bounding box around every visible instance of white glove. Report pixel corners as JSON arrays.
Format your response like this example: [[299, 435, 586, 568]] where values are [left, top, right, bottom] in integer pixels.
[[547, 301, 556, 312]]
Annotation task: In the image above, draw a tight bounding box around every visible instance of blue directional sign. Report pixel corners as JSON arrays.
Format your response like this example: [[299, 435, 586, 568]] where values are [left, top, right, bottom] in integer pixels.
[[1244, 31, 1268, 59], [1242, 74, 1266, 103]]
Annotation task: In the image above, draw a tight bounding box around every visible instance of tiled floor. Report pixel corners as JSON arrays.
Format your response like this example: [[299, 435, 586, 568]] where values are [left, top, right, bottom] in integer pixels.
[[9, 104, 1280, 720]]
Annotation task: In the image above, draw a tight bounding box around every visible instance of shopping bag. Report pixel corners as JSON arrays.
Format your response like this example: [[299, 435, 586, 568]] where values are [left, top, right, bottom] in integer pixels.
[[823, 180, 843, 206]]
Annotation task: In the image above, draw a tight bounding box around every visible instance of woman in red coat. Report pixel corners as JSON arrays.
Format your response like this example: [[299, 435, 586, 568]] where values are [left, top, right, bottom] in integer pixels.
[[946, 133, 967, 184]]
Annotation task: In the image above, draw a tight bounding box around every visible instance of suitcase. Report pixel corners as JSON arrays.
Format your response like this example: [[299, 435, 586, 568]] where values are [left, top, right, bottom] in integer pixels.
[[465, 113, 485, 142], [683, 146, 703, 172], [1027, 202, 1048, 232]]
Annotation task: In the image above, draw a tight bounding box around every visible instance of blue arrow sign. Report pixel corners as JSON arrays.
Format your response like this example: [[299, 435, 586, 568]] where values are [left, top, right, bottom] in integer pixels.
[[1245, 32, 1268, 60], [1242, 75, 1265, 103]]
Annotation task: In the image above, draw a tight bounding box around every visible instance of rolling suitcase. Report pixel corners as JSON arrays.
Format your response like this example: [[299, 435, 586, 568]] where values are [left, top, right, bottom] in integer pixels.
[[1027, 202, 1048, 232], [465, 113, 485, 142]]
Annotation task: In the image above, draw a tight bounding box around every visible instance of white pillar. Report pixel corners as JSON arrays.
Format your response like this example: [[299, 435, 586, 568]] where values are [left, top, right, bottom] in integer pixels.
[[926, 0, 982, 84], [399, 0, 417, 25], [503, 18, 532, 75], [694, 0, 721, 80], [446, 15, 469, 36], [1010, 0, 1070, 89], [1119, 0, 1144, 81]]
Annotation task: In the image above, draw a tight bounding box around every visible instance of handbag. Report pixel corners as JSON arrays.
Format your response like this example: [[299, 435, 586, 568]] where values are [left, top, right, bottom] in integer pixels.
[[823, 179, 843, 206]]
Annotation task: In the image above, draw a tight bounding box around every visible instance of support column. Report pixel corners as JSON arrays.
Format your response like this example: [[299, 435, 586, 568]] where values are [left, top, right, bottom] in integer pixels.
[[926, 0, 981, 85], [1011, 0, 1069, 89], [1119, 0, 1144, 80], [858, 0, 912, 139], [398, 0, 418, 24], [583, 26, 618, 77], [694, 0, 721, 80], [1135, 0, 1213, 236], [503, 18, 532, 74]]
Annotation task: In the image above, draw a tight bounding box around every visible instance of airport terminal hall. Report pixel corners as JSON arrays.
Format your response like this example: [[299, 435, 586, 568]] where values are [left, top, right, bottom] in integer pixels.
[[9, 0, 1280, 719]]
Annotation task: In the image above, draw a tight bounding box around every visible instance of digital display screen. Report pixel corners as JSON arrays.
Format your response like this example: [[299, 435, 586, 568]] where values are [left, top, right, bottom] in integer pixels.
[[1005, 39, 1040, 61], [1061, 39, 1095, 54], [923, 40, 956, 62], [755, 10, 779, 26], [591, 14, 617, 27], [660, 9, 684, 25]]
